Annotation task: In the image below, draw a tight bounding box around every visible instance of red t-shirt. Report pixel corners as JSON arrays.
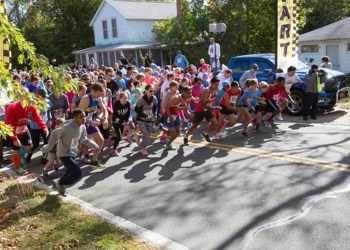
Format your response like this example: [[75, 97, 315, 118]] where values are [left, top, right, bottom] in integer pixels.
[[220, 88, 241, 107], [5, 101, 47, 141], [165, 95, 189, 117], [265, 84, 286, 101], [194, 89, 217, 112]]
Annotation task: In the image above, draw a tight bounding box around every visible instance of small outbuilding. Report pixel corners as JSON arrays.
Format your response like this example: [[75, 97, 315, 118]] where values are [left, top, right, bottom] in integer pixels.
[[73, 0, 177, 67], [298, 16, 350, 73]]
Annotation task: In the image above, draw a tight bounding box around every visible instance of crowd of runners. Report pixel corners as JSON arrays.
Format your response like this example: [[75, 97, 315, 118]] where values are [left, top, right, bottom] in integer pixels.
[[0, 50, 308, 195]]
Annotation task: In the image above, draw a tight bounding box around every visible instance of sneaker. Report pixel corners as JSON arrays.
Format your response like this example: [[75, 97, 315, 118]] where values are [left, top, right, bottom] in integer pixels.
[[15, 167, 27, 175], [141, 147, 148, 156], [251, 119, 257, 129], [84, 154, 90, 163], [275, 113, 283, 121], [160, 133, 167, 143], [241, 132, 248, 138], [157, 123, 164, 135], [52, 180, 66, 195], [201, 132, 212, 142], [111, 148, 119, 156], [54, 164, 59, 171], [136, 134, 142, 145], [265, 120, 272, 129], [165, 142, 176, 150], [183, 137, 189, 145], [42, 170, 49, 178], [214, 132, 221, 140], [90, 160, 106, 168]]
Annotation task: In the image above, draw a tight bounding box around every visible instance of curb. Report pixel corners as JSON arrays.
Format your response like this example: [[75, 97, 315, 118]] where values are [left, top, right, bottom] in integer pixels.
[[0, 167, 190, 250]]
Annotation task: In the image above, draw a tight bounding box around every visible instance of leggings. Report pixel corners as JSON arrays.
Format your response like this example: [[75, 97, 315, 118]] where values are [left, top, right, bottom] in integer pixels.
[[138, 121, 153, 148], [112, 123, 124, 149], [29, 128, 48, 152]]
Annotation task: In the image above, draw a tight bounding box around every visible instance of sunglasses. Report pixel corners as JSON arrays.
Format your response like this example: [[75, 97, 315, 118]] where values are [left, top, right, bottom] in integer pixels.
[[148, 90, 154, 93]]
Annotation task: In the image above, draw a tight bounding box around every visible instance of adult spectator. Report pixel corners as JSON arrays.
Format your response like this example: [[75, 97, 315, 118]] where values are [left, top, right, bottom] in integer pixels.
[[128, 54, 137, 66], [174, 50, 189, 69], [208, 37, 221, 71], [138, 51, 152, 68], [217, 69, 233, 89], [303, 64, 321, 120], [50, 58, 59, 67], [120, 54, 129, 66], [320, 56, 332, 69], [239, 64, 258, 89], [105, 67, 119, 97]]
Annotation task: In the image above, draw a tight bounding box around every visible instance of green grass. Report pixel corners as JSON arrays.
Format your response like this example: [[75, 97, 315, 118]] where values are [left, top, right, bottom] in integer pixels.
[[0, 175, 156, 250]]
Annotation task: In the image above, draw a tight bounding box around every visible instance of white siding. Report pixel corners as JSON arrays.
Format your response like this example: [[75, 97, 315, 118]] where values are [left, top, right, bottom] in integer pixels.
[[92, 3, 128, 45], [298, 39, 350, 73], [127, 20, 157, 42]]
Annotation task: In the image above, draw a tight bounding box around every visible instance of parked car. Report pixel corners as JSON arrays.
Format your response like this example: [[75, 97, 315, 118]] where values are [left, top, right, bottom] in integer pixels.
[[227, 54, 349, 115]]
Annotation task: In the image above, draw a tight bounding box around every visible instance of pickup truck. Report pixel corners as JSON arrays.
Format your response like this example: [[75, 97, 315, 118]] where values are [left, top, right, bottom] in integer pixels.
[[227, 54, 349, 115]]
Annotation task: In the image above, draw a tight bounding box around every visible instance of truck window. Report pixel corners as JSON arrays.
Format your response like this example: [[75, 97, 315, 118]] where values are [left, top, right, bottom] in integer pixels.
[[255, 61, 273, 74], [231, 60, 250, 73]]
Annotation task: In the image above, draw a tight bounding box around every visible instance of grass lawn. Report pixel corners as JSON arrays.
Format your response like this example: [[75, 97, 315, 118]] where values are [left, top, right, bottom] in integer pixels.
[[0, 174, 156, 250]]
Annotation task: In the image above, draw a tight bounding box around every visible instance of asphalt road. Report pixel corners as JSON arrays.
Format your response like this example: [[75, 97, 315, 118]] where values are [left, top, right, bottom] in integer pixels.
[[15, 121, 350, 250]]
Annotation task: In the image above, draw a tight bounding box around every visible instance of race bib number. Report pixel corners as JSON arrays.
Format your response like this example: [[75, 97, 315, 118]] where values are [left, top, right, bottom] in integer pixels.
[[230, 96, 237, 107], [273, 94, 280, 101], [70, 137, 79, 150], [15, 125, 27, 135], [144, 110, 153, 119], [53, 109, 63, 118]]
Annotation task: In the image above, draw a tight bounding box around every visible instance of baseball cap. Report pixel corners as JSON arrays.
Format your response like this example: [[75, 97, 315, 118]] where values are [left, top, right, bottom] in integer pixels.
[[162, 70, 169, 76], [191, 65, 197, 73], [139, 66, 145, 73], [251, 64, 259, 70], [184, 73, 191, 79], [37, 88, 48, 98], [121, 68, 127, 75], [153, 71, 161, 78], [151, 63, 157, 70], [134, 88, 142, 94], [202, 73, 209, 80], [222, 81, 230, 88], [201, 64, 209, 70]]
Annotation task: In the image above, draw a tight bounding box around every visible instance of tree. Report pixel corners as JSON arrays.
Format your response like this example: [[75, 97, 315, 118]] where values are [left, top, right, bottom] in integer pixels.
[[0, 7, 77, 138]]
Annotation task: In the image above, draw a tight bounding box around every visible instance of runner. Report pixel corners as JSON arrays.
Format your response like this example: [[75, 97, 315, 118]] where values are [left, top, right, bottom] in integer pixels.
[[42, 109, 100, 195], [163, 86, 192, 150], [4, 88, 49, 175], [184, 77, 221, 144], [78, 83, 108, 166]]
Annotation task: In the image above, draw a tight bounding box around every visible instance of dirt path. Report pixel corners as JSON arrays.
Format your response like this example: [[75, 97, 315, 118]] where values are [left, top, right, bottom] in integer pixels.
[[282, 103, 350, 126]]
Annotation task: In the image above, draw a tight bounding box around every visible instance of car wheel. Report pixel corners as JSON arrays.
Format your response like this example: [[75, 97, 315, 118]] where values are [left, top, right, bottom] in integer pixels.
[[287, 90, 306, 116]]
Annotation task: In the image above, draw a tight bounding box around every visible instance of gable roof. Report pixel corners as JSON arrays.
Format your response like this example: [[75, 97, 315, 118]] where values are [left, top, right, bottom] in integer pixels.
[[90, 0, 177, 26], [300, 16, 350, 42]]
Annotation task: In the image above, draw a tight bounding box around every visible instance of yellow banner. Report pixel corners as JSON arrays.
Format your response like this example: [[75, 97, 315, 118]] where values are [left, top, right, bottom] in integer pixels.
[[0, 1, 12, 69], [277, 0, 299, 68]]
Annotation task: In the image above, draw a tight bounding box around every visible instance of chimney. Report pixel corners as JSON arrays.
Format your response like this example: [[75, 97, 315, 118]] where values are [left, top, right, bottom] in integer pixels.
[[176, 0, 183, 19]]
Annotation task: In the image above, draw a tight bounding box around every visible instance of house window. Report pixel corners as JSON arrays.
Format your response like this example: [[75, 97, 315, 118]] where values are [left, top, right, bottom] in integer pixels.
[[102, 20, 108, 39], [348, 43, 350, 52], [111, 18, 117, 38], [301, 45, 319, 53]]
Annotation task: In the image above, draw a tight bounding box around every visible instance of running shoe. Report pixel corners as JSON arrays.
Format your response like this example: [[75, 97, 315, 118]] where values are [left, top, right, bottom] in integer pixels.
[[42, 170, 49, 178], [165, 142, 176, 150], [251, 119, 257, 129], [54, 164, 59, 171], [90, 160, 106, 168], [201, 132, 212, 142], [214, 132, 221, 140], [136, 134, 142, 145], [183, 137, 189, 145], [52, 180, 66, 195], [141, 147, 148, 156], [84, 154, 90, 163], [265, 120, 272, 129], [275, 113, 283, 121], [160, 133, 167, 143], [241, 132, 248, 138], [111, 148, 119, 156], [157, 123, 164, 135], [15, 167, 27, 175]]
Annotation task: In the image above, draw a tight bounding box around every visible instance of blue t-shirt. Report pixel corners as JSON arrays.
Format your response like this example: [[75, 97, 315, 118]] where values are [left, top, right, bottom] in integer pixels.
[[30, 99, 52, 129], [214, 88, 226, 106], [174, 55, 188, 69], [238, 89, 261, 110], [202, 81, 209, 88]]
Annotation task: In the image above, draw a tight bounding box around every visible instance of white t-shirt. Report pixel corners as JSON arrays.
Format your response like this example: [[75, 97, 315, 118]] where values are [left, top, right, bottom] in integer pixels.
[[217, 73, 232, 89], [276, 73, 301, 91], [160, 81, 170, 99]]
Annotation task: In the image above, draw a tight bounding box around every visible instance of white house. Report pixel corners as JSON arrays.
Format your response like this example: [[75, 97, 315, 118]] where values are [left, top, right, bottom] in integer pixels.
[[73, 0, 177, 67], [298, 16, 350, 73]]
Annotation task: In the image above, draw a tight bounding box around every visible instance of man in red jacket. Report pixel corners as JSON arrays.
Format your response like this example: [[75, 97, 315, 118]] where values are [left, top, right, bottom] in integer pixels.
[[5, 95, 49, 175]]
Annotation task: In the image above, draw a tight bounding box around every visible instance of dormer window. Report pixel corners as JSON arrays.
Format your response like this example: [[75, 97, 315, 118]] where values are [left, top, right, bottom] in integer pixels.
[[102, 20, 108, 39], [111, 18, 118, 38]]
